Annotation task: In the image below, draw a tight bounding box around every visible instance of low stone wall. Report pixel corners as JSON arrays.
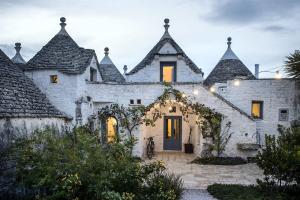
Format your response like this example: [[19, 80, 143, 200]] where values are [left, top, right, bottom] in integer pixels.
[[0, 117, 70, 150]]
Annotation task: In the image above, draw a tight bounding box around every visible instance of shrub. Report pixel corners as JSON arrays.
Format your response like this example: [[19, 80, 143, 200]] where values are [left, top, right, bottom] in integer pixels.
[[256, 125, 300, 187], [191, 157, 247, 165], [0, 127, 183, 200]]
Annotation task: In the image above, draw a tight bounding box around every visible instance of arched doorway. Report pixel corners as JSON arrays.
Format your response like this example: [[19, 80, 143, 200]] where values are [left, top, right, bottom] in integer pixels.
[[106, 117, 118, 143]]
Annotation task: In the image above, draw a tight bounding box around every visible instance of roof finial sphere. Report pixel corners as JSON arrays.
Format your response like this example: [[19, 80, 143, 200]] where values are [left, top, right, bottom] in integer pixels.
[[104, 47, 109, 54], [164, 18, 170, 24], [15, 42, 21, 47], [227, 37, 232, 42], [60, 17, 66, 23]]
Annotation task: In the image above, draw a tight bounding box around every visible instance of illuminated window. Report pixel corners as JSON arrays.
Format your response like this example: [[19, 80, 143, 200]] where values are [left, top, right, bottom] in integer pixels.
[[166, 118, 172, 138], [251, 101, 263, 119], [160, 62, 176, 82], [50, 75, 58, 83], [106, 117, 118, 143], [279, 109, 289, 121]]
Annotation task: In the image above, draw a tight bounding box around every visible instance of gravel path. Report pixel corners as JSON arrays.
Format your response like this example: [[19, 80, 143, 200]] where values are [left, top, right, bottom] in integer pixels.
[[181, 189, 217, 200]]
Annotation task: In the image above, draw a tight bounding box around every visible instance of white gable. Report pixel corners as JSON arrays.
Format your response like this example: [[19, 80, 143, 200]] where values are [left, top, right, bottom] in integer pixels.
[[158, 42, 177, 54]]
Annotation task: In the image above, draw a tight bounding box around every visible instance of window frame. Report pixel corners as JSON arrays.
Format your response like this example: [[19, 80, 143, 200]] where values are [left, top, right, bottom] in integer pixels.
[[278, 108, 289, 121], [251, 100, 264, 119], [160, 61, 177, 82], [50, 75, 58, 84], [90, 67, 97, 82]]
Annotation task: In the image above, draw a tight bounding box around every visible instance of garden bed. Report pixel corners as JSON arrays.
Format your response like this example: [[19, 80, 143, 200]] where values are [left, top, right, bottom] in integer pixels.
[[191, 157, 247, 165], [207, 184, 300, 200]]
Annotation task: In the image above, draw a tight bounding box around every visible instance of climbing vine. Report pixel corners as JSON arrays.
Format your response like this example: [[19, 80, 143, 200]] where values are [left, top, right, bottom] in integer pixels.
[[98, 85, 225, 146]]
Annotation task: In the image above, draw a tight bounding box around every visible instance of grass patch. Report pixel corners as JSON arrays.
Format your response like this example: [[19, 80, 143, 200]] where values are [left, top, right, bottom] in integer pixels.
[[207, 184, 300, 200], [191, 157, 247, 165]]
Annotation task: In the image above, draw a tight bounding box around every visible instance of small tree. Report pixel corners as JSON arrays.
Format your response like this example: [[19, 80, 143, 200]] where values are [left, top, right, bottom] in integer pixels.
[[98, 104, 148, 150], [256, 125, 300, 187], [285, 50, 300, 78], [212, 122, 233, 157]]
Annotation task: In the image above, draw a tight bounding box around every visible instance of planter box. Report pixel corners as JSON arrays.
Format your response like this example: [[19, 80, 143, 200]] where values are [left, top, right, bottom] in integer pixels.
[[184, 143, 194, 154], [237, 143, 260, 151]]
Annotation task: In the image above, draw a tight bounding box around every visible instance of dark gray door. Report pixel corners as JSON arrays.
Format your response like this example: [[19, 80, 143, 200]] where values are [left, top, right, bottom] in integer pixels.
[[163, 116, 182, 150]]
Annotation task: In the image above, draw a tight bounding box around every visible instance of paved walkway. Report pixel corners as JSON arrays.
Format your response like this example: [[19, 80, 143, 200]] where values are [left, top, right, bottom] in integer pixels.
[[152, 152, 263, 190], [181, 189, 216, 200]]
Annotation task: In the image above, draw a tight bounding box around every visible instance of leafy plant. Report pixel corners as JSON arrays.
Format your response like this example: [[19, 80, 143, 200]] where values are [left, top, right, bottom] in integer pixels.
[[0, 127, 183, 200], [285, 50, 300, 78], [256, 125, 300, 187]]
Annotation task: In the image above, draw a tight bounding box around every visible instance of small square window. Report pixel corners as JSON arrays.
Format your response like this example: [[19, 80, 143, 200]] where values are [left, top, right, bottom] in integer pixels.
[[279, 109, 289, 121], [130, 99, 134, 104], [50, 75, 58, 83], [251, 101, 263, 119], [137, 99, 142, 104]]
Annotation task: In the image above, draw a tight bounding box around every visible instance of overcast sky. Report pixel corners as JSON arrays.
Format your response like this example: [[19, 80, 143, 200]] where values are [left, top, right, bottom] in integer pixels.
[[0, 0, 299, 78]]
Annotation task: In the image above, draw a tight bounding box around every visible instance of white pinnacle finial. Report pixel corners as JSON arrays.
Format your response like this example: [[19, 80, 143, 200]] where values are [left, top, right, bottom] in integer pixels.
[[57, 17, 69, 36], [220, 36, 239, 60]]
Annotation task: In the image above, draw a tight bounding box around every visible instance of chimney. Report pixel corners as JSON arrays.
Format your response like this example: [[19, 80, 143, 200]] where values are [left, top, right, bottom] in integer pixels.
[[255, 64, 259, 79]]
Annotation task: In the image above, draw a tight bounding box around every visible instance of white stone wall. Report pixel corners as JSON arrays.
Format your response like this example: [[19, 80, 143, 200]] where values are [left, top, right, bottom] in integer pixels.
[[215, 79, 297, 144], [0, 117, 69, 149], [84, 82, 257, 158], [126, 42, 203, 82], [24, 56, 100, 124]]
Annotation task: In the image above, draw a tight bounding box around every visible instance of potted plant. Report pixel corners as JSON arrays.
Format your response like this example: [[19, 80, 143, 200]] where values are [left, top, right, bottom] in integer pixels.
[[184, 127, 194, 153]]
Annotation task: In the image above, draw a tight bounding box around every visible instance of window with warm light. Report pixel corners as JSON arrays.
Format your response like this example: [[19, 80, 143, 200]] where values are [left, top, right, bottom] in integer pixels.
[[106, 117, 118, 143], [251, 101, 263, 119], [160, 62, 176, 82], [50, 75, 58, 83]]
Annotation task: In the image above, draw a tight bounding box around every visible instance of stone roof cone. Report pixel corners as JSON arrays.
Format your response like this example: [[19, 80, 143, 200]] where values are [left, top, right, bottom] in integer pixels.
[[204, 37, 255, 86], [99, 47, 125, 82], [11, 42, 26, 64]]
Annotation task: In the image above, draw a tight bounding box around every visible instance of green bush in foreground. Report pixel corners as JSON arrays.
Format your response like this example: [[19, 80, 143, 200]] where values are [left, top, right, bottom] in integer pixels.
[[256, 125, 300, 187], [207, 184, 300, 200], [0, 127, 183, 200]]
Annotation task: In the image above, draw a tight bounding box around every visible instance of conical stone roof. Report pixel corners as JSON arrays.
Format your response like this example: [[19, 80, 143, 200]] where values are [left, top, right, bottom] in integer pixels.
[[99, 47, 125, 82], [204, 37, 255, 86], [25, 17, 96, 74]]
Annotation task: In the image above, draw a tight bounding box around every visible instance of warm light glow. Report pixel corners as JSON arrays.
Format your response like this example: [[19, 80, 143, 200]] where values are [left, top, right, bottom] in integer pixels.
[[251, 101, 263, 119], [210, 87, 215, 92], [107, 117, 117, 143], [182, 93, 186, 98], [163, 66, 174, 82], [193, 90, 199, 95], [168, 106, 173, 111], [167, 119, 172, 138], [234, 79, 240, 86], [275, 71, 282, 79]]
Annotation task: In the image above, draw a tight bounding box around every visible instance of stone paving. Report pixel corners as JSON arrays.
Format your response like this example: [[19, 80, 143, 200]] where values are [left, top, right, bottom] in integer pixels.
[[181, 189, 217, 200], [152, 152, 263, 190]]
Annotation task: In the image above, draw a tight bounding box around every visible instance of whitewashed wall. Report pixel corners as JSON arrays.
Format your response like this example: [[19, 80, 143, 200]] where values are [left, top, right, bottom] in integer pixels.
[[85, 82, 257, 157], [24, 56, 100, 124], [216, 79, 297, 144], [0, 117, 69, 149]]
